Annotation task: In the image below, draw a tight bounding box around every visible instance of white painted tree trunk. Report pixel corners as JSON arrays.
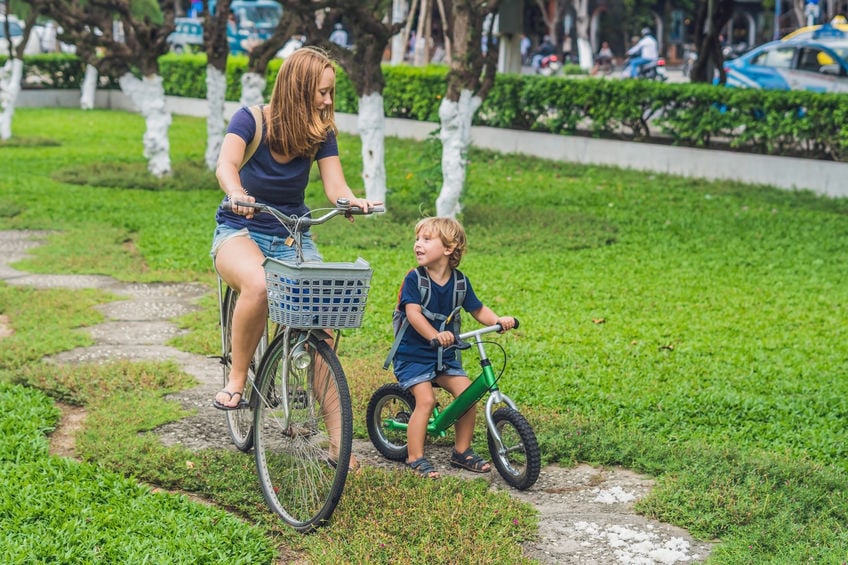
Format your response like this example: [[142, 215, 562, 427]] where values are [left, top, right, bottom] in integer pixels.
[[436, 89, 480, 218], [390, 0, 408, 65], [118, 73, 172, 177], [240, 72, 266, 107], [357, 93, 387, 204], [0, 59, 23, 140], [80, 64, 98, 110], [575, 0, 593, 71], [205, 64, 228, 170]]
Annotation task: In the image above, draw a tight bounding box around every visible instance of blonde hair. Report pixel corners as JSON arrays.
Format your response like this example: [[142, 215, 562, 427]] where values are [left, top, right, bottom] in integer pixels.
[[415, 217, 467, 269], [267, 46, 337, 158]]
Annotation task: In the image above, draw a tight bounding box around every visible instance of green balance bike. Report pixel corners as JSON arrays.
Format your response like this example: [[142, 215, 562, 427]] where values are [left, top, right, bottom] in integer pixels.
[[366, 320, 541, 490]]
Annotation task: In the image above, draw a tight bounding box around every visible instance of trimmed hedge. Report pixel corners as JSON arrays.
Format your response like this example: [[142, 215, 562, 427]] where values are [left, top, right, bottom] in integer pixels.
[[5, 53, 847, 161]]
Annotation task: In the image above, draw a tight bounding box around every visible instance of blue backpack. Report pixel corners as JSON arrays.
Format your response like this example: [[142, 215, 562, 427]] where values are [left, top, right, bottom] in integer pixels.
[[383, 266, 467, 371]]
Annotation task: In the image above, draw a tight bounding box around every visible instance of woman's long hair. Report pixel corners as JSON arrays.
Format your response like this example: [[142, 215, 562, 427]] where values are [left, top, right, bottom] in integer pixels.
[[266, 46, 337, 158]]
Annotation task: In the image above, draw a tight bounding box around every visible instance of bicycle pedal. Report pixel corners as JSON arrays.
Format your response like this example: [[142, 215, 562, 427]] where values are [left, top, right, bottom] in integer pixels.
[[291, 388, 308, 409]]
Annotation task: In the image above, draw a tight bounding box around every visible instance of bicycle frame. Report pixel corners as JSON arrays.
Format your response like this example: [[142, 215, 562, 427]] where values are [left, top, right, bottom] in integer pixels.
[[383, 323, 520, 448]]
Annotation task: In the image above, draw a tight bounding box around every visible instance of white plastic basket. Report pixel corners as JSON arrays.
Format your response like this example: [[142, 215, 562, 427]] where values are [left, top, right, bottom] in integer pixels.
[[263, 257, 372, 329]]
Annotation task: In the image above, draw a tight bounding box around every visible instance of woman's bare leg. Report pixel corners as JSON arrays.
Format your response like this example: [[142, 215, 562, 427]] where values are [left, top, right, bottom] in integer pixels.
[[214, 235, 267, 407]]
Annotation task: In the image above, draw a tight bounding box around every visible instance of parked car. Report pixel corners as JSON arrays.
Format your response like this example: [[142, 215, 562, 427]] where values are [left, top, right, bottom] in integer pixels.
[[723, 38, 848, 93], [167, 17, 204, 54], [781, 18, 848, 42], [166, 0, 282, 55], [0, 16, 24, 53]]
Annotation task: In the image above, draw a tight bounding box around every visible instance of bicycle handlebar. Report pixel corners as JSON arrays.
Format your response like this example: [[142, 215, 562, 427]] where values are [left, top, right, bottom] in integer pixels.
[[223, 198, 384, 231], [429, 318, 520, 349]]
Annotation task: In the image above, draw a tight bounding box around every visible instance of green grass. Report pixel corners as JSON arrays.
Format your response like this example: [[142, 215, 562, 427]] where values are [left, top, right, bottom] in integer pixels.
[[2, 107, 848, 562]]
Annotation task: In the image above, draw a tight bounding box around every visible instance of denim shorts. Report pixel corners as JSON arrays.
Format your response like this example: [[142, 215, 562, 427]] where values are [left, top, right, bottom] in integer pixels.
[[393, 358, 466, 390], [210, 224, 322, 262]]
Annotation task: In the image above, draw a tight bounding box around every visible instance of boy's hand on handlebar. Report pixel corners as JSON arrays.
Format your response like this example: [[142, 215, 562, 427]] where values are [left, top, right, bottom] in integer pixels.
[[432, 330, 455, 348], [498, 316, 517, 332]]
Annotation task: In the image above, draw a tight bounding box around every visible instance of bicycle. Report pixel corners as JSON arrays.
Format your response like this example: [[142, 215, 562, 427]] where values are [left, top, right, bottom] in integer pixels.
[[366, 319, 541, 490], [217, 198, 381, 532]]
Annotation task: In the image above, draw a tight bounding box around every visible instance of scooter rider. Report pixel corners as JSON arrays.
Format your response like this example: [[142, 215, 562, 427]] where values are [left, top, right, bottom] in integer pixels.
[[625, 27, 659, 78]]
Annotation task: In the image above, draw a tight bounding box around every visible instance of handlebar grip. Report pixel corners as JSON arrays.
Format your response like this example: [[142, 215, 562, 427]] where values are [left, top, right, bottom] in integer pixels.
[[349, 205, 385, 215], [496, 317, 520, 332], [222, 200, 262, 212]]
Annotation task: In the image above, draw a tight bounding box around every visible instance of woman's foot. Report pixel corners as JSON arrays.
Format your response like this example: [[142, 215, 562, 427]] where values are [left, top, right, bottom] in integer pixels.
[[407, 456, 440, 479], [328, 455, 361, 474], [449, 448, 491, 473], [213, 389, 244, 410]]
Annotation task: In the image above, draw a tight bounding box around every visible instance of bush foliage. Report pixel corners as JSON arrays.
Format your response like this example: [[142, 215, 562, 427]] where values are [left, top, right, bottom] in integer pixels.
[[5, 53, 848, 161]]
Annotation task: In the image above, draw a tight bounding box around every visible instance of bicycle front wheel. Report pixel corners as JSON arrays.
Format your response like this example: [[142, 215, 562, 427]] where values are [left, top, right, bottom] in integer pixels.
[[221, 287, 259, 452], [487, 407, 541, 490], [253, 332, 352, 532]]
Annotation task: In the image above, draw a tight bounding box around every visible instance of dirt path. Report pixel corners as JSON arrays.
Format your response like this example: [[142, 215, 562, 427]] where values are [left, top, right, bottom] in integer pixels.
[[1, 230, 713, 564]]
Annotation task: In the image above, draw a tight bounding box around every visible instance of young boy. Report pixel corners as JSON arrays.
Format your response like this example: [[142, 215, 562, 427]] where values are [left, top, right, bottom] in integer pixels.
[[388, 217, 515, 479]]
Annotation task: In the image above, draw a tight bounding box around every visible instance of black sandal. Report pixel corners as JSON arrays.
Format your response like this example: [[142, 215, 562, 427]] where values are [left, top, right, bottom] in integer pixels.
[[407, 457, 439, 479], [450, 448, 491, 473], [212, 390, 246, 411]]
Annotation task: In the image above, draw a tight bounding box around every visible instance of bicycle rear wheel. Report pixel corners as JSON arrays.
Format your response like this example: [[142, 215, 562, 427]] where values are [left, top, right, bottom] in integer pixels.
[[365, 383, 414, 462], [253, 332, 351, 532], [220, 287, 260, 452]]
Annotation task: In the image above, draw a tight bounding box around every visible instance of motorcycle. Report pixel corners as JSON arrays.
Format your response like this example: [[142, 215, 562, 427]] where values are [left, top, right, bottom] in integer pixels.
[[624, 57, 668, 81], [537, 54, 563, 76]]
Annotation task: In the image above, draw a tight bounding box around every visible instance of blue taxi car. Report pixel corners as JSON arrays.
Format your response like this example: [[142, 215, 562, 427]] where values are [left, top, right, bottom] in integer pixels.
[[723, 37, 848, 93]]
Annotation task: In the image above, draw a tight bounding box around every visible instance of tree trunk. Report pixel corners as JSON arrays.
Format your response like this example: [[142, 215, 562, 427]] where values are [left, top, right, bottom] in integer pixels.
[[436, 89, 480, 218], [80, 64, 98, 110], [574, 0, 592, 70], [691, 0, 735, 84], [357, 93, 387, 204], [414, 0, 431, 65], [391, 0, 409, 65], [0, 58, 22, 140], [205, 64, 227, 170], [118, 73, 172, 177], [240, 72, 266, 107]]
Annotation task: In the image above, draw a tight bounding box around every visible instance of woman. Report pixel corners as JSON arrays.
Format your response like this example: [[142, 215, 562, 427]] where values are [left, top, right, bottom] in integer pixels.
[[211, 46, 382, 412]]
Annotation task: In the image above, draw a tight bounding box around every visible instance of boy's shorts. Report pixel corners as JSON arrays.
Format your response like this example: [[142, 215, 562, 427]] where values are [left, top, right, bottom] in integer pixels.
[[393, 358, 466, 390], [210, 224, 322, 262]]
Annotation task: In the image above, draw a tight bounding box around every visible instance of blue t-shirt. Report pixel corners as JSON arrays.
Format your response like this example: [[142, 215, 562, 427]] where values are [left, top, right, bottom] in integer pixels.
[[395, 268, 483, 364], [215, 106, 339, 235]]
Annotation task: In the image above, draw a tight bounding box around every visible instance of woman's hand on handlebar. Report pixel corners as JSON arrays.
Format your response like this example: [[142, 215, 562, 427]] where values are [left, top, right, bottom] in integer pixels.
[[229, 192, 256, 219], [345, 196, 384, 221]]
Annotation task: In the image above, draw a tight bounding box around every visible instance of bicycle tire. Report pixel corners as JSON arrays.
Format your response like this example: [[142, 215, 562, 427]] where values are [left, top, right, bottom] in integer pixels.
[[365, 383, 414, 462], [486, 407, 541, 490], [253, 332, 352, 532], [221, 287, 257, 452]]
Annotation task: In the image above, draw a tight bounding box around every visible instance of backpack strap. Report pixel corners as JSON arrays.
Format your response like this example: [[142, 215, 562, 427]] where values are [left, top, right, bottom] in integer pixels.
[[383, 268, 427, 370], [382, 268, 466, 372], [239, 105, 263, 170]]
